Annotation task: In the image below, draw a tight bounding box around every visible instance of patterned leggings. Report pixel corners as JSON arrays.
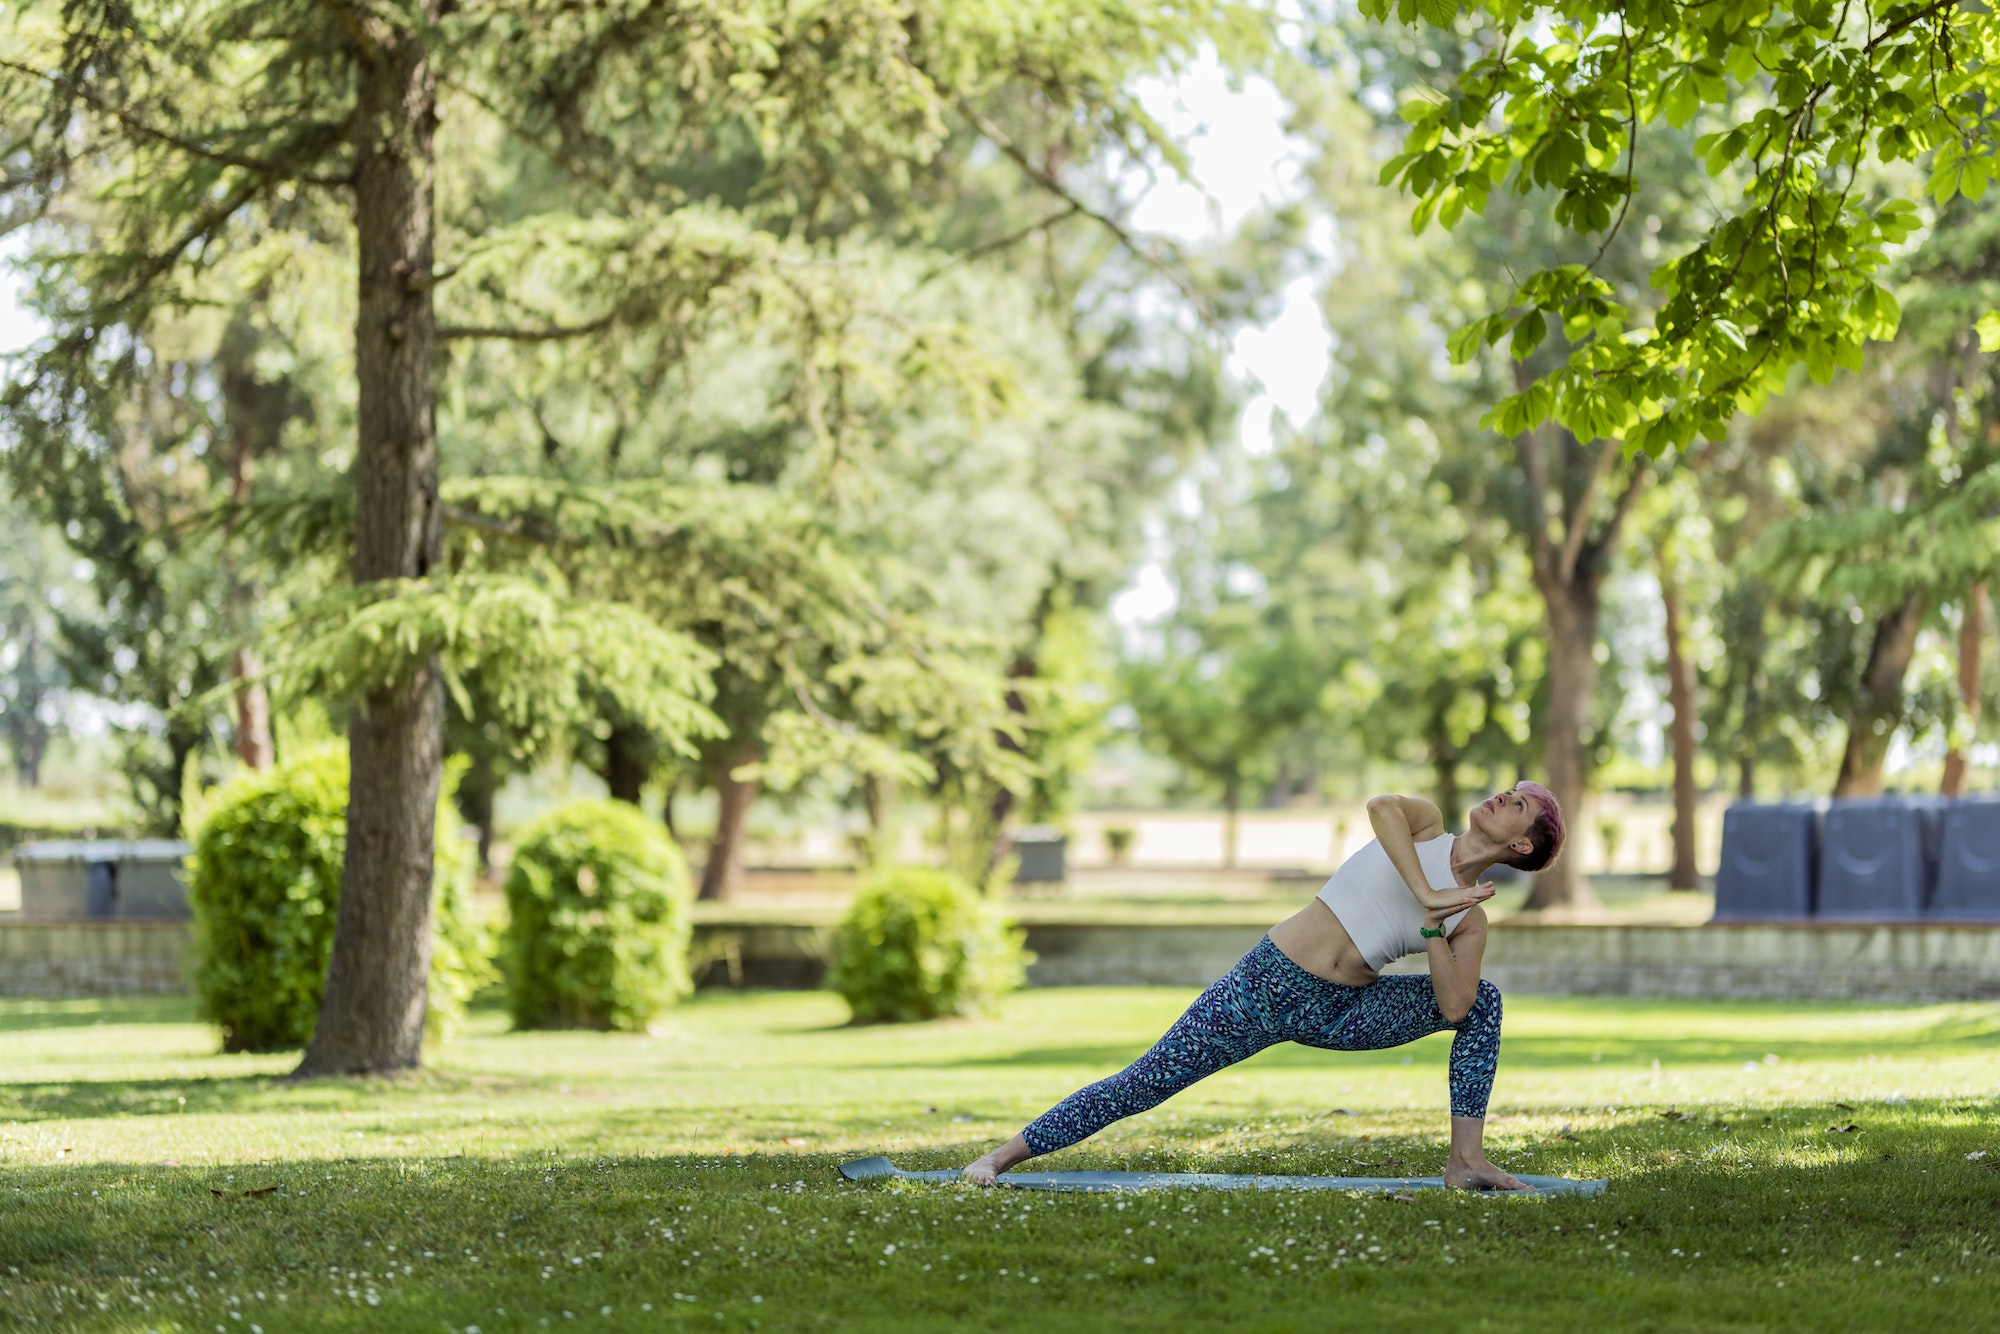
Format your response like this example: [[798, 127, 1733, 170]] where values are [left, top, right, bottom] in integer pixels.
[[1020, 935, 1503, 1157]]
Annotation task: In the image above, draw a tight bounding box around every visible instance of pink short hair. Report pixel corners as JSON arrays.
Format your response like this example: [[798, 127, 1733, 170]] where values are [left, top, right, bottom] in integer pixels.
[[1512, 780, 1566, 871]]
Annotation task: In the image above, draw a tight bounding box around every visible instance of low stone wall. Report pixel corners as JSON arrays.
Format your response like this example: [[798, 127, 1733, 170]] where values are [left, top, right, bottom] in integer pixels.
[[4, 915, 1997, 1003], [0, 920, 191, 996], [1439, 921, 2000, 1003], [694, 918, 2000, 1004]]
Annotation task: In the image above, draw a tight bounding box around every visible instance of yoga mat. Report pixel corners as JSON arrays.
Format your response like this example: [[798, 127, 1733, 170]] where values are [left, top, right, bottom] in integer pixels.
[[838, 1156, 1607, 1196]]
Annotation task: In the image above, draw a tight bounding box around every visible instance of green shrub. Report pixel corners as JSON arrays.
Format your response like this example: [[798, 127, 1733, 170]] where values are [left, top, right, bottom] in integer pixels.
[[827, 867, 1029, 1023], [501, 799, 693, 1031], [187, 747, 490, 1053]]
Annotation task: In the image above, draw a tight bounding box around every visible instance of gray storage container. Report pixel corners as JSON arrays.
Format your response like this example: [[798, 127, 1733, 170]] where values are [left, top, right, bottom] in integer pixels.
[[1816, 797, 1938, 921], [1929, 796, 2000, 921], [1010, 826, 1068, 885], [13, 840, 193, 919], [1712, 802, 1820, 920]]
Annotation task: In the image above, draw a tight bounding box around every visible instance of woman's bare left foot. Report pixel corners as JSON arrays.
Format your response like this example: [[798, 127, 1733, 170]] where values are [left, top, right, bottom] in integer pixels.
[[962, 1151, 1006, 1186], [1444, 1157, 1527, 1190]]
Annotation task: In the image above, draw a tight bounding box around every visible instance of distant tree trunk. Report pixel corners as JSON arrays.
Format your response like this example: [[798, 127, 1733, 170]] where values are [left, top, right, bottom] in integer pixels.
[[1222, 775, 1240, 870], [297, 12, 442, 1077], [12, 617, 49, 787], [1737, 754, 1755, 801], [984, 588, 1051, 877], [1514, 425, 1648, 913], [1522, 572, 1605, 911], [661, 775, 679, 842], [163, 718, 204, 837], [860, 771, 892, 867], [222, 326, 273, 772], [700, 743, 760, 901], [1942, 585, 1988, 798], [1431, 746, 1461, 826], [1658, 549, 1701, 889], [602, 724, 647, 804], [1832, 591, 1927, 798], [230, 647, 274, 771], [457, 747, 496, 877]]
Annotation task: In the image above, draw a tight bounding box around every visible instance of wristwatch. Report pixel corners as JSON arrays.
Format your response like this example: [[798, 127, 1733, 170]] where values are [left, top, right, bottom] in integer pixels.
[[1420, 925, 1446, 939]]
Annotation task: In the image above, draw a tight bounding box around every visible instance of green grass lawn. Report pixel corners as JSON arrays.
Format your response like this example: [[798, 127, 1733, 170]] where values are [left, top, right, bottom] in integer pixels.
[[2, 987, 1997, 1332]]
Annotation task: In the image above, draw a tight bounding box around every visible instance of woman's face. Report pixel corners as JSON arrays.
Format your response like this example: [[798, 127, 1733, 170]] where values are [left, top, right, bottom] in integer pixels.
[[1469, 787, 1539, 853]]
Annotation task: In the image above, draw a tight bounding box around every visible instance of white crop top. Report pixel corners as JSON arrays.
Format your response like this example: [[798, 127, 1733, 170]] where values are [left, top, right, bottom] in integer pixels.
[[1314, 833, 1471, 971]]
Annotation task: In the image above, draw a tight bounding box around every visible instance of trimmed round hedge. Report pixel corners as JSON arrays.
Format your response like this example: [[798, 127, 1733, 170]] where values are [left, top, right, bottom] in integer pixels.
[[187, 746, 489, 1053], [827, 867, 1029, 1024], [501, 799, 693, 1031]]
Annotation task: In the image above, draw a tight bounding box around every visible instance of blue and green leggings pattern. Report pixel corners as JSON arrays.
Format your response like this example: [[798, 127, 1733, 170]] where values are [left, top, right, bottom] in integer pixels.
[[1020, 935, 1503, 1157]]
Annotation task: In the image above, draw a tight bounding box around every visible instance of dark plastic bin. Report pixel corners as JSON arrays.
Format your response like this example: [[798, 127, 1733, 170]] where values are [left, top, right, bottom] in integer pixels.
[[1713, 803, 1820, 920], [1928, 796, 2000, 921], [1815, 797, 1938, 921], [1010, 826, 1067, 885], [13, 839, 193, 919]]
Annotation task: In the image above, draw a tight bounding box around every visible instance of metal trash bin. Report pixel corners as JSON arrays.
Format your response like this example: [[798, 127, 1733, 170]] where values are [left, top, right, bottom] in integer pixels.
[[1816, 797, 1938, 921], [1713, 802, 1820, 920], [1010, 826, 1068, 885], [13, 840, 193, 919], [1929, 796, 2000, 921]]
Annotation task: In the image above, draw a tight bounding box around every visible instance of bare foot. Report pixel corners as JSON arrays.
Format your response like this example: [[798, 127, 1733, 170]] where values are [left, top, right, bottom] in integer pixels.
[[1444, 1156, 1528, 1191], [962, 1151, 1005, 1186]]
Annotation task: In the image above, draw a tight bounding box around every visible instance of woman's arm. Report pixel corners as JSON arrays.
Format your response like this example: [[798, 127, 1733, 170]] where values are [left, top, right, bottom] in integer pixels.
[[1365, 793, 1486, 912], [1423, 903, 1488, 1023]]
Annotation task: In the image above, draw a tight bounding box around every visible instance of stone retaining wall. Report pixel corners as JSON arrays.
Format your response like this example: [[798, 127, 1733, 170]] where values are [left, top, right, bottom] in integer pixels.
[[4, 916, 1997, 1003], [0, 920, 191, 996]]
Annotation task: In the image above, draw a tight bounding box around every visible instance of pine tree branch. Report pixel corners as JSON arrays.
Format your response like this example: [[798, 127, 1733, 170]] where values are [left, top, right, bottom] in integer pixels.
[[918, 203, 1082, 285], [436, 315, 616, 342], [933, 83, 1216, 326], [0, 58, 353, 187]]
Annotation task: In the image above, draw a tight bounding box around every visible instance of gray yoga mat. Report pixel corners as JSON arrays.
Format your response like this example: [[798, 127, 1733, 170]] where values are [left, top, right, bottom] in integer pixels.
[[838, 1156, 1607, 1196]]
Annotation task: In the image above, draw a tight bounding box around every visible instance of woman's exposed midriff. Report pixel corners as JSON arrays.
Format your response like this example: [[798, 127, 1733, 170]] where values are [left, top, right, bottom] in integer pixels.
[[1266, 898, 1381, 988]]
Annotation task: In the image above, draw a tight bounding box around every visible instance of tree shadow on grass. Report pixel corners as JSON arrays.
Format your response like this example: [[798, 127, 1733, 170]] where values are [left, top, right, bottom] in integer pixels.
[[0, 1068, 539, 1122]]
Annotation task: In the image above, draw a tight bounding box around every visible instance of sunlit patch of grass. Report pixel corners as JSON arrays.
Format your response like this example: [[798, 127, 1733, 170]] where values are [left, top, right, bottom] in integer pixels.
[[0, 988, 1996, 1330]]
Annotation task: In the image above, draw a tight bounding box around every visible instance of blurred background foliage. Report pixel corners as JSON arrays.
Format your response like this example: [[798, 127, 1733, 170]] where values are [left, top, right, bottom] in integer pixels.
[[1, 2, 1995, 917]]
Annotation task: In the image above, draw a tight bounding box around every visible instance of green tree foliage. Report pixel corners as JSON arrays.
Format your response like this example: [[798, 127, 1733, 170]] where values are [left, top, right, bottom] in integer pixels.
[[1750, 191, 2000, 794], [827, 866, 1028, 1024], [1360, 0, 1980, 455], [501, 799, 694, 1033], [186, 747, 487, 1052]]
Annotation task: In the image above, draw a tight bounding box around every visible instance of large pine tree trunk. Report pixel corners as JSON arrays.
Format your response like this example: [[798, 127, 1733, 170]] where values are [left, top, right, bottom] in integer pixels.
[[699, 743, 760, 901], [1522, 574, 1604, 911], [297, 15, 442, 1077], [1832, 592, 1927, 798], [1659, 553, 1701, 889], [1942, 584, 1987, 798]]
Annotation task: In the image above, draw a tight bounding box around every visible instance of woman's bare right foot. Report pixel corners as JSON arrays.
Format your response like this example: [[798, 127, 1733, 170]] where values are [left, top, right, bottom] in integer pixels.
[[1443, 1155, 1527, 1191]]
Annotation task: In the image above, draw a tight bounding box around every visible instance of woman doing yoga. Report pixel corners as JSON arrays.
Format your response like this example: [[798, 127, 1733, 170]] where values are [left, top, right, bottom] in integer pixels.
[[964, 783, 1566, 1190]]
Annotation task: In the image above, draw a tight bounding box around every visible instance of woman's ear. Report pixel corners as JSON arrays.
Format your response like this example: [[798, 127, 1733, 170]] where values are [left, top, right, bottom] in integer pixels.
[[1509, 836, 1534, 856]]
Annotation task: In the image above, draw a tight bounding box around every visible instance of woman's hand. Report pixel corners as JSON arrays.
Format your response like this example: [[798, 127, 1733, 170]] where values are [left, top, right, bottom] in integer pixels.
[[1421, 881, 1494, 919]]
